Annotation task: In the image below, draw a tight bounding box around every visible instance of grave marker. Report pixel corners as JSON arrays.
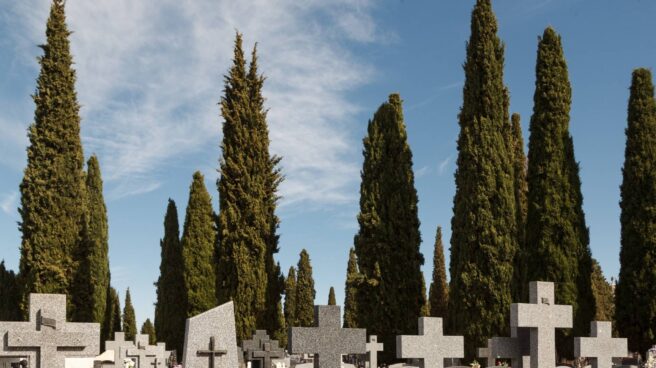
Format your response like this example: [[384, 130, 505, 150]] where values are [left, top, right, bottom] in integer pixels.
[[366, 335, 384, 368], [574, 321, 627, 368], [182, 302, 239, 368], [396, 317, 463, 368]]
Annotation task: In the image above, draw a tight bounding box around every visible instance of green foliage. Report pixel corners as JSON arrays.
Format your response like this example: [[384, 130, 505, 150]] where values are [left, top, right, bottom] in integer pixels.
[[590, 259, 614, 322], [272, 299, 287, 348], [111, 287, 122, 334], [420, 274, 430, 317], [429, 227, 448, 318], [123, 288, 137, 341], [284, 266, 297, 328], [510, 113, 528, 302], [354, 93, 425, 363], [447, 0, 518, 359], [0, 261, 21, 321], [343, 248, 360, 328], [216, 33, 283, 342], [295, 249, 316, 327], [524, 27, 594, 358], [18, 0, 86, 318], [141, 318, 157, 345], [615, 68, 656, 353], [182, 172, 217, 317], [154, 199, 186, 357], [328, 287, 336, 306], [101, 285, 120, 347]]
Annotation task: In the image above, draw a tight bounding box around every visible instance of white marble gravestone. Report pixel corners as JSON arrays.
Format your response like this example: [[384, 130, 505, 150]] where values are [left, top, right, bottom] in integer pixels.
[[396, 317, 463, 368], [575, 321, 627, 368], [366, 335, 384, 368], [182, 301, 239, 368]]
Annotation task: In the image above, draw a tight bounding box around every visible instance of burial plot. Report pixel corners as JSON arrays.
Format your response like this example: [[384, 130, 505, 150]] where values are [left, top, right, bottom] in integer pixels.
[[574, 321, 627, 368], [242, 330, 284, 368], [396, 317, 463, 368], [182, 301, 239, 368], [0, 293, 99, 368], [289, 305, 366, 368], [511, 281, 572, 368], [366, 335, 383, 368]]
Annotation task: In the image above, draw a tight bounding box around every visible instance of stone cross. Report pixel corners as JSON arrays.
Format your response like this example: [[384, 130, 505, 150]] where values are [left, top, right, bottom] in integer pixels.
[[182, 302, 239, 368], [366, 335, 384, 368], [252, 341, 285, 368], [574, 321, 627, 368], [289, 305, 366, 368], [511, 281, 572, 368], [197, 336, 228, 368], [126, 346, 156, 368], [150, 357, 162, 367], [396, 317, 464, 368], [242, 330, 270, 352]]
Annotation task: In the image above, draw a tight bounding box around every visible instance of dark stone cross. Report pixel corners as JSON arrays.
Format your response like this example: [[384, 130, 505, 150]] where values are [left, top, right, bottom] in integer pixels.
[[197, 336, 228, 368], [126, 346, 156, 368], [252, 341, 284, 368]]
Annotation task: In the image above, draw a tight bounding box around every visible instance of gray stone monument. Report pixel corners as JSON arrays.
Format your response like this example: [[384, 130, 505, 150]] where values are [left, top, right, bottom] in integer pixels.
[[126, 343, 157, 368], [574, 321, 627, 368], [396, 317, 464, 368], [366, 335, 384, 368], [105, 332, 136, 367], [182, 301, 239, 368], [242, 330, 284, 368], [0, 293, 99, 368], [105, 332, 172, 367], [511, 281, 572, 368], [289, 305, 366, 368]]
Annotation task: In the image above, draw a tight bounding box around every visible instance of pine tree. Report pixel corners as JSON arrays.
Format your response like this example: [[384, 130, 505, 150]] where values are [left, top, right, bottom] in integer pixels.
[[0, 261, 21, 321], [524, 27, 594, 358], [18, 0, 86, 317], [590, 259, 614, 322], [154, 199, 186, 356], [216, 33, 282, 342], [328, 287, 336, 306], [123, 288, 137, 341], [182, 172, 217, 318], [141, 318, 157, 345], [428, 226, 448, 318], [510, 113, 528, 302], [615, 68, 656, 354], [295, 249, 316, 327], [354, 93, 425, 363], [101, 285, 120, 344], [284, 266, 297, 328], [343, 248, 360, 328], [447, 0, 518, 359]]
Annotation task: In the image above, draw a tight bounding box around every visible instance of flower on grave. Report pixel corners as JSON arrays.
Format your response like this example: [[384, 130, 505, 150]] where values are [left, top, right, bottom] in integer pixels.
[[495, 359, 508, 368], [123, 358, 136, 368], [645, 346, 656, 368], [470, 360, 481, 368]]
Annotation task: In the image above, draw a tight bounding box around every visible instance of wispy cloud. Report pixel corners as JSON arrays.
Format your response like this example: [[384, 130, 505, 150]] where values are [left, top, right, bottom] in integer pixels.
[[415, 165, 431, 178], [438, 156, 452, 175], [2, 0, 384, 204], [407, 81, 462, 111], [0, 192, 18, 218]]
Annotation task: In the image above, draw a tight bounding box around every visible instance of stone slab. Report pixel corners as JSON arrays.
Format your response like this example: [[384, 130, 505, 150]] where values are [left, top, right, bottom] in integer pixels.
[[574, 321, 627, 368], [182, 301, 239, 368], [396, 317, 463, 368]]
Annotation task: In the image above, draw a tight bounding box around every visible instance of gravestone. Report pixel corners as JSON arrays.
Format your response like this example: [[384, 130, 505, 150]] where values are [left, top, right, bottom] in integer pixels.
[[242, 330, 284, 368], [396, 317, 463, 368], [511, 281, 572, 368], [289, 305, 366, 368], [0, 294, 99, 368], [126, 344, 156, 367], [366, 335, 383, 368], [574, 321, 627, 368], [182, 301, 239, 368], [105, 333, 171, 368]]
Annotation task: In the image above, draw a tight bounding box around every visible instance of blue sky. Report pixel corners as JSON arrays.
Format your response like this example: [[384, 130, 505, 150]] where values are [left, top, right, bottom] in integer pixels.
[[0, 0, 654, 327]]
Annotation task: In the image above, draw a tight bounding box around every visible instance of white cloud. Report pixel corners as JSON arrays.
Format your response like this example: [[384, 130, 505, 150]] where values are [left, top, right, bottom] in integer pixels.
[[415, 165, 431, 178], [438, 156, 452, 175], [2, 0, 383, 204], [0, 192, 18, 218]]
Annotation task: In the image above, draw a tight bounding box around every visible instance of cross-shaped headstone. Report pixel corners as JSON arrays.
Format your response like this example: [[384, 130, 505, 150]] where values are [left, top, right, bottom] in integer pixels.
[[366, 335, 384, 368], [126, 346, 157, 368], [396, 317, 463, 368], [511, 281, 572, 368], [242, 330, 270, 352], [574, 321, 627, 368], [290, 305, 366, 368], [150, 357, 162, 367], [251, 341, 284, 368], [197, 336, 228, 368]]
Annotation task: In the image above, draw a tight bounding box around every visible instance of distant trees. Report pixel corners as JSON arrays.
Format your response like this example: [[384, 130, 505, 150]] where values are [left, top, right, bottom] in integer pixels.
[[123, 288, 137, 341], [295, 249, 316, 327], [428, 227, 448, 318]]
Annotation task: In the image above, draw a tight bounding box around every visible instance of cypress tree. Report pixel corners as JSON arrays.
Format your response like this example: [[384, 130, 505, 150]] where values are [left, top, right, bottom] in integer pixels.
[[428, 226, 448, 318], [510, 113, 528, 302], [0, 261, 21, 321], [123, 288, 137, 341], [295, 249, 316, 327], [141, 318, 157, 345], [447, 0, 518, 359], [154, 199, 186, 356], [524, 27, 594, 357], [328, 287, 336, 306], [111, 288, 122, 334], [284, 266, 297, 328], [343, 248, 360, 328], [18, 0, 86, 316], [102, 285, 120, 344], [182, 172, 217, 317], [615, 68, 656, 353], [420, 275, 430, 317], [216, 33, 282, 342], [590, 259, 614, 322], [354, 93, 425, 363]]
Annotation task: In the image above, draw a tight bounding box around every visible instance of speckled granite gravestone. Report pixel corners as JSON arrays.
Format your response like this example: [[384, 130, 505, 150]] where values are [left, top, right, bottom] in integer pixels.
[[0, 293, 99, 368], [105, 332, 136, 367], [105, 332, 172, 367], [242, 330, 284, 368], [289, 305, 366, 368], [182, 301, 239, 368], [396, 317, 463, 368], [511, 281, 572, 368], [575, 321, 627, 368], [366, 335, 384, 368]]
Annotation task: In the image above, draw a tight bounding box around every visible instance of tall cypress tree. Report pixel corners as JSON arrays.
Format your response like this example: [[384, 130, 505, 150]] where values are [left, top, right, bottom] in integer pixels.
[[154, 199, 186, 356], [18, 0, 86, 316], [428, 226, 448, 318], [590, 259, 614, 322], [524, 27, 594, 357], [447, 0, 517, 359], [615, 68, 656, 354], [328, 287, 336, 306], [510, 113, 528, 302], [343, 248, 360, 328], [182, 172, 217, 318], [295, 249, 316, 327], [102, 285, 120, 344], [0, 261, 21, 321], [284, 266, 297, 329], [111, 288, 122, 335], [216, 33, 282, 342], [354, 93, 424, 363], [141, 318, 157, 345], [123, 288, 137, 341]]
